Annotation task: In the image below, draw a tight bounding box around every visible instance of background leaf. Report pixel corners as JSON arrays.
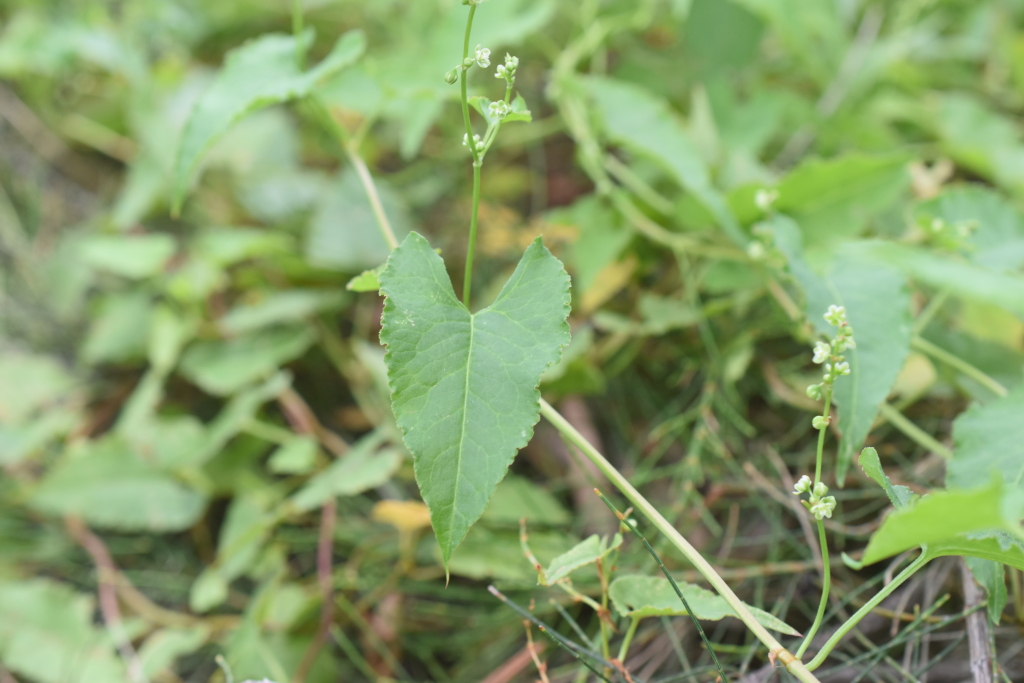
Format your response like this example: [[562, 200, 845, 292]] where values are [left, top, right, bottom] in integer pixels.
[[773, 220, 913, 484], [171, 29, 365, 210], [30, 436, 207, 532], [949, 383, 1024, 492]]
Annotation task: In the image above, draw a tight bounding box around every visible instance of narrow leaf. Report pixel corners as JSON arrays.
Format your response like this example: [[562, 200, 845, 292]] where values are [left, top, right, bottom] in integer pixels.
[[966, 557, 1008, 625], [379, 232, 571, 566], [858, 447, 913, 509], [586, 76, 744, 245], [544, 533, 622, 584], [171, 30, 365, 211], [291, 432, 401, 512], [608, 575, 799, 635], [772, 218, 913, 484]]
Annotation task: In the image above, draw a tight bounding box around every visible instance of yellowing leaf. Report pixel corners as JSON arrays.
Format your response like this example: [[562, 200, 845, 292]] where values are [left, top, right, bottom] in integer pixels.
[[372, 500, 432, 532]]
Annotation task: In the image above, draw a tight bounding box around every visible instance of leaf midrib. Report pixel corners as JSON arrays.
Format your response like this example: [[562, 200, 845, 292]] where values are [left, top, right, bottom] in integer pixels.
[[450, 311, 476, 547]]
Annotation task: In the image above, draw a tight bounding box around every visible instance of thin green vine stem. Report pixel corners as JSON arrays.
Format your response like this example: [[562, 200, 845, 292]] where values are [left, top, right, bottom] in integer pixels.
[[458, 4, 482, 305], [813, 389, 832, 485], [305, 98, 398, 250], [616, 617, 640, 663], [796, 521, 831, 658], [806, 551, 930, 671], [459, 6, 479, 166], [596, 490, 727, 682], [463, 162, 482, 304], [537, 399, 822, 683], [877, 403, 954, 460], [911, 335, 1008, 398]]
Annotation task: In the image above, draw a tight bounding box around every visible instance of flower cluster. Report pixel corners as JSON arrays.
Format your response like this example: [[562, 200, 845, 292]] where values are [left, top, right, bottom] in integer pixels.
[[793, 476, 837, 520], [806, 304, 855, 406], [488, 99, 511, 120], [462, 133, 485, 153], [495, 53, 518, 83]]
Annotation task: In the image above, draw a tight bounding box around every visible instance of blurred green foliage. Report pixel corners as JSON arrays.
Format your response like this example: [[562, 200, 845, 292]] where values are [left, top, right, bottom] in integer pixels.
[[1, 0, 1024, 681]]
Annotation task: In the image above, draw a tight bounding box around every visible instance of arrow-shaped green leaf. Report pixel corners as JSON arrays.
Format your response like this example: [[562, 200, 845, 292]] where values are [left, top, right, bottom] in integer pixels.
[[379, 232, 571, 566]]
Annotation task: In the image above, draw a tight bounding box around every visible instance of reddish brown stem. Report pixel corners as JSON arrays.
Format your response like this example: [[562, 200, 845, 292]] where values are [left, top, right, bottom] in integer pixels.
[[293, 499, 337, 683], [65, 516, 149, 683]]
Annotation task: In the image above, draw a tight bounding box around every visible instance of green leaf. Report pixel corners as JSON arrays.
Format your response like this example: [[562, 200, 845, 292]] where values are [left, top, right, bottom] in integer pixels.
[[82, 291, 154, 365], [772, 219, 913, 484], [469, 94, 532, 126], [914, 185, 1024, 272], [305, 171, 411, 272], [927, 533, 1024, 573], [585, 76, 744, 245], [379, 232, 571, 566], [858, 447, 913, 509], [80, 234, 176, 279], [544, 533, 622, 584], [966, 557, 1007, 625], [171, 29, 366, 211], [137, 627, 210, 679], [0, 350, 77, 426], [481, 475, 571, 527], [608, 575, 800, 635], [0, 579, 127, 683], [949, 383, 1024, 492], [776, 152, 910, 245], [268, 436, 319, 475], [447, 526, 574, 582], [218, 290, 346, 335], [291, 432, 402, 512], [30, 436, 206, 532], [861, 481, 1024, 567], [179, 326, 314, 396], [864, 242, 1024, 318], [346, 265, 384, 292]]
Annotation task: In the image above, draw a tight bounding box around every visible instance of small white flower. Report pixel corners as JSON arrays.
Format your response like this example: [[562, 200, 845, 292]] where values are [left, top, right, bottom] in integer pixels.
[[812, 341, 831, 364], [824, 305, 847, 327], [755, 188, 779, 212], [746, 241, 766, 260], [474, 45, 491, 68], [793, 475, 812, 495], [462, 133, 484, 152], [810, 496, 837, 520], [488, 100, 511, 120], [833, 361, 850, 376], [806, 383, 823, 401]]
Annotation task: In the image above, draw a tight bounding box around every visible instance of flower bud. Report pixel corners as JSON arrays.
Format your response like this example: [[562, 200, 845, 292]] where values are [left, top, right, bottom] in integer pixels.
[[793, 475, 812, 495], [812, 415, 830, 430], [444, 68, 459, 85]]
